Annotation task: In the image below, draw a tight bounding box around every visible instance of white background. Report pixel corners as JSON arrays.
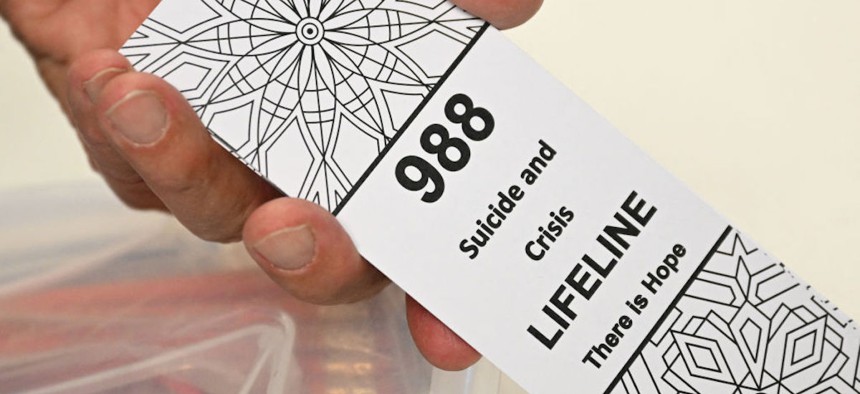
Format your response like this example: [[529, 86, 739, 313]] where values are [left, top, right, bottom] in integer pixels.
[[2, 1, 859, 390]]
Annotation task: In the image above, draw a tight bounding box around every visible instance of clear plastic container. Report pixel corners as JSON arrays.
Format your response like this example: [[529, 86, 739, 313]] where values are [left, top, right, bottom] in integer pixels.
[[0, 183, 516, 393]]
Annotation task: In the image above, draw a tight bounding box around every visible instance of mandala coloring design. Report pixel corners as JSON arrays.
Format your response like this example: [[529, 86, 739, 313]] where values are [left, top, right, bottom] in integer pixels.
[[122, 0, 483, 210], [613, 230, 860, 394]]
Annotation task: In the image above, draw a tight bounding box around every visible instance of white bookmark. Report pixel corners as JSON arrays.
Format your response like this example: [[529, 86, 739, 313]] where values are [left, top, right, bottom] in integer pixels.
[[123, 2, 860, 392]]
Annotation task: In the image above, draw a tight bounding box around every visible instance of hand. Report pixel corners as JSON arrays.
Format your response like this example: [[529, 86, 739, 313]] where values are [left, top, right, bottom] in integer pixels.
[[1, 0, 542, 370]]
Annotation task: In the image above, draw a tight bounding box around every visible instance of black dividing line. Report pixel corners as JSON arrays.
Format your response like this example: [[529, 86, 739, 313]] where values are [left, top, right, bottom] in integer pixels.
[[332, 22, 491, 216], [603, 225, 734, 394]]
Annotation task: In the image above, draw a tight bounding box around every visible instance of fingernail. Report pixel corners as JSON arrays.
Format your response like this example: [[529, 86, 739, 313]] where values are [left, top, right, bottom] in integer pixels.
[[253, 225, 316, 271], [106, 91, 168, 146], [84, 68, 126, 103]]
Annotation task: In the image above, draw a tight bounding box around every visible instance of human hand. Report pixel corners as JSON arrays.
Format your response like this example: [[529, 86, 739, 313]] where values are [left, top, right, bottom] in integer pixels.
[[0, 0, 542, 370]]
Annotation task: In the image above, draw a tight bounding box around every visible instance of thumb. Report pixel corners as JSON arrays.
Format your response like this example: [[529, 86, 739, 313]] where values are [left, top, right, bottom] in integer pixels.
[[243, 197, 389, 305]]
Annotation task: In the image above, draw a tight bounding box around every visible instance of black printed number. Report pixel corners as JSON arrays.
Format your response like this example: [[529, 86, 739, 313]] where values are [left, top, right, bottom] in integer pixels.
[[395, 156, 445, 203], [420, 124, 471, 172], [395, 94, 493, 203], [445, 93, 495, 141]]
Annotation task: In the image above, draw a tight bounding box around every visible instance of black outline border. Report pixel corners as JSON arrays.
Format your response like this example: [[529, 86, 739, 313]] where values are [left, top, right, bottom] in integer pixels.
[[604, 225, 734, 394], [332, 22, 491, 215]]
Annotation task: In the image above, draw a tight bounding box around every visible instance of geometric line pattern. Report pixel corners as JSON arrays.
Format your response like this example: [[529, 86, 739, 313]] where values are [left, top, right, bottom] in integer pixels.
[[122, 0, 483, 210], [612, 230, 860, 394]]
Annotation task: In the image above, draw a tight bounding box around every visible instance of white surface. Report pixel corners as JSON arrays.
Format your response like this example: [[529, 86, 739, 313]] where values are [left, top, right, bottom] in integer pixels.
[[502, 0, 860, 318], [338, 27, 737, 393], [1, 2, 859, 391], [0, 26, 100, 189]]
